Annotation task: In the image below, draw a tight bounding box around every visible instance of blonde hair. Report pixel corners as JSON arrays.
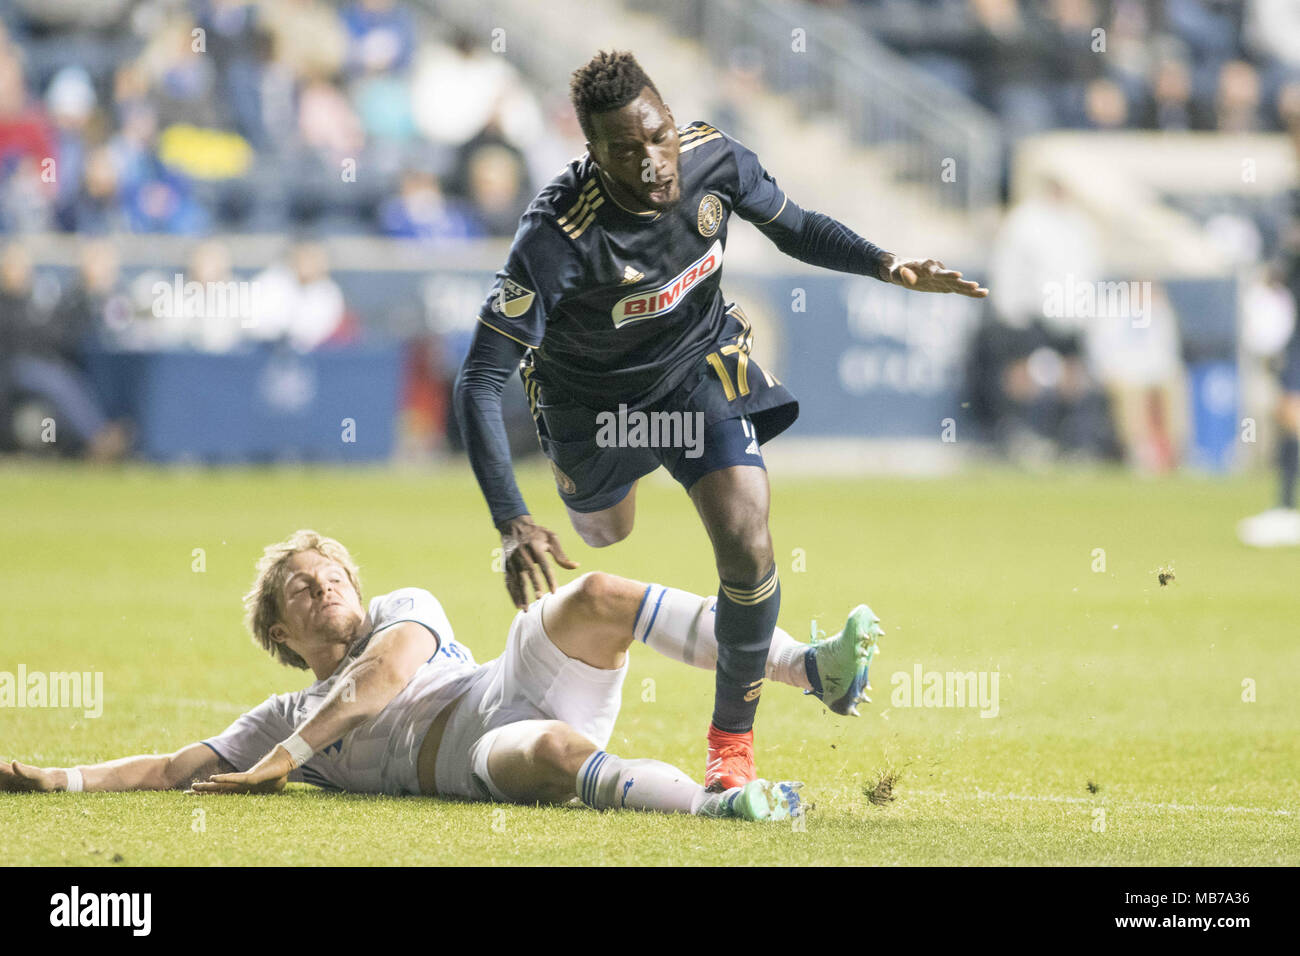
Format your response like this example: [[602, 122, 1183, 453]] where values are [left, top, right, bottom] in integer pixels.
[[243, 530, 362, 669]]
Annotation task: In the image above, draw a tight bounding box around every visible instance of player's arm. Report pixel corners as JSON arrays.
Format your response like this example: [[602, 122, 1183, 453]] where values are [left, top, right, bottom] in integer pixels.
[[191, 622, 436, 794], [1, 742, 233, 793], [454, 322, 578, 609], [727, 133, 986, 297], [454, 214, 583, 609]]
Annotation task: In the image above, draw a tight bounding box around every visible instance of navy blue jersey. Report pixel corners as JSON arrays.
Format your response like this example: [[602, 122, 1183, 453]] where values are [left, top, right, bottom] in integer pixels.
[[476, 122, 790, 409]]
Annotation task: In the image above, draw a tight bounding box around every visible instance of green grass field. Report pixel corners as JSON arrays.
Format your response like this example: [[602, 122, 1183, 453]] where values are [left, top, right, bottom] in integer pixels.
[[1, 461, 1297, 865]]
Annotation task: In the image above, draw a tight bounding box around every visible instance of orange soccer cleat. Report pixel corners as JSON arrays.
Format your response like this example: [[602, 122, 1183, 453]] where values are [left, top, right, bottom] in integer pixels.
[[705, 723, 757, 791]]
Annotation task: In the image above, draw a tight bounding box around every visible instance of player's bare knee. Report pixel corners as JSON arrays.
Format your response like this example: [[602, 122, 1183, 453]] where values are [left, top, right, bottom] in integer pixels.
[[571, 571, 636, 648], [573, 569, 614, 609], [713, 523, 774, 584], [575, 523, 631, 548], [529, 721, 596, 798]]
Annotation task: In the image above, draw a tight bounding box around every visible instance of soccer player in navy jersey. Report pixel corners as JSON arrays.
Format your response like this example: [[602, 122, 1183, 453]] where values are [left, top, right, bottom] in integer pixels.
[[454, 50, 988, 790]]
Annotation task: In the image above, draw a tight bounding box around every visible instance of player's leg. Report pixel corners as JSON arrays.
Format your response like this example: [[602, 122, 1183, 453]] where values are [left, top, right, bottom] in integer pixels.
[[532, 396, 654, 548], [628, 581, 884, 715], [477, 718, 801, 820], [472, 572, 802, 818], [1239, 389, 1300, 547], [1278, 392, 1300, 511], [565, 481, 639, 548], [539, 570, 644, 668], [542, 568, 879, 708], [688, 460, 780, 788]]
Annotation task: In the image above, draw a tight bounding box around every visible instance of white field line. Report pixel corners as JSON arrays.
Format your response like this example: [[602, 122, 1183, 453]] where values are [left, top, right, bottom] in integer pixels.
[[907, 787, 1293, 818]]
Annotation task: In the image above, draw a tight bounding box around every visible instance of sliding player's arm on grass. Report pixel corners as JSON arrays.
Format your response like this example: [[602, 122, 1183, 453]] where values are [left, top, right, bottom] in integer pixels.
[[1, 743, 234, 793], [191, 621, 437, 794], [727, 132, 988, 298], [454, 217, 584, 609]]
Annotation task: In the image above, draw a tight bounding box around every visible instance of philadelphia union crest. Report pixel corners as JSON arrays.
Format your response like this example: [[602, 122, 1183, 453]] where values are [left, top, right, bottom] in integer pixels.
[[697, 194, 722, 237]]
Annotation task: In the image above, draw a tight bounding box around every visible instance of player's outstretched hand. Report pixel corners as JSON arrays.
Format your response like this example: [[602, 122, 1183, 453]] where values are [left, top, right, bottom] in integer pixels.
[[189, 747, 290, 795], [880, 254, 988, 298], [0, 760, 60, 792], [499, 514, 580, 610]]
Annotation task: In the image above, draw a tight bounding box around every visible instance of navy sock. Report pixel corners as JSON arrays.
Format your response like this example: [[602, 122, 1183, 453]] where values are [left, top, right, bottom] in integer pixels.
[[711, 565, 780, 733], [1281, 433, 1299, 510]]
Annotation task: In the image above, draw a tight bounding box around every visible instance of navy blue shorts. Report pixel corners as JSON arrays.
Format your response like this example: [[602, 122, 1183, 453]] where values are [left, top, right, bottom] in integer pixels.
[[530, 335, 799, 513]]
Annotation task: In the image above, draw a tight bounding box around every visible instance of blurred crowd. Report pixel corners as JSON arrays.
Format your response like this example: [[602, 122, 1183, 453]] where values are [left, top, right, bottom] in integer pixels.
[[839, 0, 1300, 141], [0, 233, 369, 457], [809, 0, 1300, 472], [3, 0, 1298, 474], [0, 0, 584, 237]]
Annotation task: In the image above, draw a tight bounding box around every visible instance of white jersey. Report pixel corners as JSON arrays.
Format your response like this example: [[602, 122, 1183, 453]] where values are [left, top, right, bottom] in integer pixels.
[[203, 588, 480, 795]]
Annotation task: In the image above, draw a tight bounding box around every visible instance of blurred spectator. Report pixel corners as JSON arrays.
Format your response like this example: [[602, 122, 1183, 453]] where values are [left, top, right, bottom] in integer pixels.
[[352, 71, 417, 147], [51, 239, 127, 360], [1085, 283, 1187, 474], [192, 0, 268, 147], [378, 166, 479, 240], [247, 241, 348, 351], [411, 30, 544, 149], [1164, 0, 1243, 61], [56, 145, 127, 234], [134, 15, 223, 131], [184, 238, 246, 352], [123, 154, 209, 234], [1213, 60, 1264, 133], [341, 0, 416, 77], [1083, 77, 1130, 130], [1246, 0, 1300, 71], [462, 140, 531, 238], [107, 65, 159, 184], [44, 65, 99, 215], [974, 176, 1112, 462], [1141, 54, 1196, 130], [865, 0, 1297, 138], [298, 76, 365, 161], [258, 0, 348, 82], [0, 242, 128, 460], [0, 46, 56, 225]]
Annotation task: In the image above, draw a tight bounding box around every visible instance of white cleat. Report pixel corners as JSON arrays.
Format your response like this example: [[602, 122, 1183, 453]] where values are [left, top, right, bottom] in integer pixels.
[[1237, 508, 1300, 548]]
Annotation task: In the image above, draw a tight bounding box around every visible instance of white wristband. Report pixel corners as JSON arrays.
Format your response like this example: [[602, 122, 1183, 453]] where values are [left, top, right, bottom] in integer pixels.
[[65, 768, 84, 793], [279, 732, 314, 769]]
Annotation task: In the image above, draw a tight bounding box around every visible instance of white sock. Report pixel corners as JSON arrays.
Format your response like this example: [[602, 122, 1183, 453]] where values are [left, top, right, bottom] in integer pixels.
[[633, 584, 813, 691], [576, 750, 711, 814]]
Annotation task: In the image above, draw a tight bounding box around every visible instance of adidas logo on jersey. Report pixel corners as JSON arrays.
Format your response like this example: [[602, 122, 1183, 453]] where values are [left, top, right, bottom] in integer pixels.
[[619, 265, 645, 285], [611, 240, 722, 328]]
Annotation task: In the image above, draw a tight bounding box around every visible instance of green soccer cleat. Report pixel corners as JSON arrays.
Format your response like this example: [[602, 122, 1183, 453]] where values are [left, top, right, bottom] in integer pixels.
[[699, 779, 805, 821], [805, 604, 884, 716]]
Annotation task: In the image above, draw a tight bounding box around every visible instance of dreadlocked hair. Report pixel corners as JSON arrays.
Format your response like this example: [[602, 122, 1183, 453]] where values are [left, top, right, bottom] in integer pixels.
[[570, 50, 660, 144]]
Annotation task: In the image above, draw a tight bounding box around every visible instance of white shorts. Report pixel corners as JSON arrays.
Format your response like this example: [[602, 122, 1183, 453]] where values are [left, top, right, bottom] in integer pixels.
[[434, 594, 628, 802]]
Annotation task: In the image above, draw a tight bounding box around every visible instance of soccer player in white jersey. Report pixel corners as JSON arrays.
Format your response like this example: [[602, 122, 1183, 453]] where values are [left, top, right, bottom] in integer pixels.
[[1, 531, 881, 820]]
